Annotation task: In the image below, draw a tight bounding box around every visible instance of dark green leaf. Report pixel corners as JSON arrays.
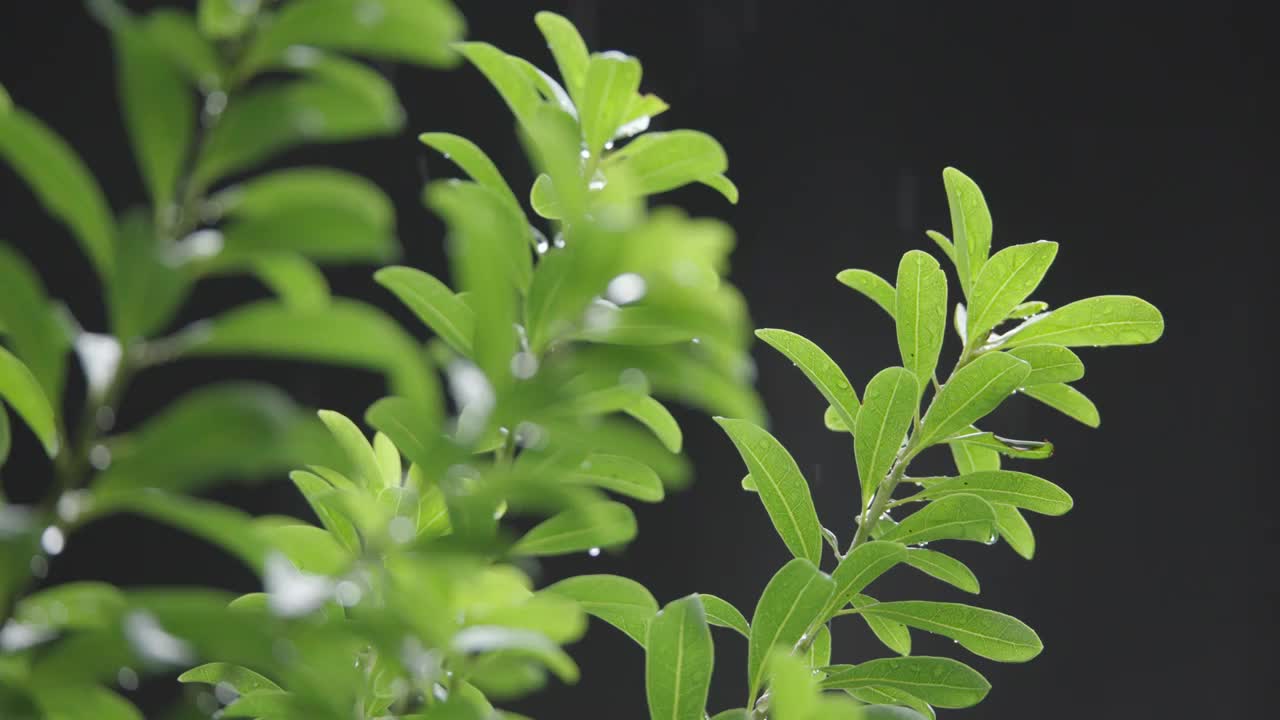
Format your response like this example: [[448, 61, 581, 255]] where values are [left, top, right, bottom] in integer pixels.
[[645, 595, 713, 720], [140, 9, 224, 90], [861, 600, 1043, 662], [0, 244, 70, 405]]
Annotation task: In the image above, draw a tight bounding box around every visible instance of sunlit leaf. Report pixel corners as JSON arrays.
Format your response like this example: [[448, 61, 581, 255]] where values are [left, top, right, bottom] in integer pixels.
[[966, 242, 1057, 343], [0, 347, 59, 456], [514, 501, 637, 557], [543, 574, 657, 647], [904, 471, 1072, 516], [419, 132, 521, 211], [1021, 382, 1100, 427], [940, 167, 992, 297], [821, 541, 906, 621], [565, 454, 664, 503], [1007, 344, 1084, 385], [903, 548, 980, 594], [854, 367, 917, 511], [1002, 295, 1164, 348], [756, 329, 859, 432], [603, 131, 728, 199], [860, 600, 1042, 662], [879, 494, 997, 546], [747, 558, 833, 702], [698, 594, 749, 638], [916, 352, 1029, 448], [645, 595, 713, 720], [895, 250, 948, 391]]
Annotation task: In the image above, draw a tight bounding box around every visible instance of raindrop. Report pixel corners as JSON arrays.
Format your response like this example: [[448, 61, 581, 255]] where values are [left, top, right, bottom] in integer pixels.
[[531, 226, 551, 254], [75, 333, 123, 399], [579, 148, 591, 160], [214, 681, 239, 706], [0, 622, 54, 651], [264, 552, 333, 618], [513, 421, 547, 449], [605, 273, 647, 305], [203, 90, 228, 117], [691, 337, 702, 345], [604, 140, 615, 151], [588, 170, 607, 191], [588, 547, 601, 557], [354, 0, 385, 26], [284, 45, 320, 69], [89, 444, 112, 471], [29, 556, 48, 578], [619, 367, 647, 389], [614, 115, 650, 139], [96, 406, 116, 431], [116, 666, 139, 691], [552, 233, 566, 249], [510, 351, 539, 380], [446, 360, 495, 442], [583, 298, 621, 333], [388, 516, 415, 544], [124, 611, 194, 666], [40, 526, 65, 556], [166, 229, 225, 266], [335, 580, 363, 608]]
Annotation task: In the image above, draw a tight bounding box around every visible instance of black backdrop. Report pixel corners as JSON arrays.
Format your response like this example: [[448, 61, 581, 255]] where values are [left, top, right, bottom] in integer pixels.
[[1, 2, 1273, 718]]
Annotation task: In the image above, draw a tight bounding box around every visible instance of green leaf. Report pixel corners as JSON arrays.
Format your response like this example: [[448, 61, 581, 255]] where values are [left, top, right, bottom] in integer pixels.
[[916, 352, 1030, 448], [854, 367, 918, 511], [860, 600, 1042, 662], [768, 649, 819, 719], [195, 53, 403, 187], [895, 250, 948, 390], [15, 582, 126, 630], [0, 347, 59, 456], [529, 173, 563, 219], [645, 595, 713, 720], [0, 244, 70, 405], [940, 167, 992, 298], [603, 131, 729, 198], [317, 410, 384, 490], [925, 229, 954, 264], [109, 209, 191, 342], [1008, 300, 1049, 319], [364, 396, 446, 473], [289, 470, 361, 552], [966, 242, 1058, 342], [250, 253, 330, 308], [544, 574, 657, 647], [566, 454, 664, 502], [903, 548, 980, 594], [455, 42, 542, 127], [193, 299, 439, 409], [0, 407, 9, 465], [515, 501, 637, 556], [623, 396, 683, 454], [197, 0, 260, 38], [419, 132, 521, 211], [878, 494, 997, 546], [244, 0, 464, 71], [0, 108, 114, 277], [1003, 295, 1164, 348], [823, 405, 850, 433], [95, 382, 341, 495], [852, 593, 910, 656], [256, 521, 348, 575], [820, 656, 990, 709], [1007, 344, 1084, 385], [140, 9, 224, 90], [32, 684, 141, 720], [581, 52, 642, 155], [846, 687, 936, 720], [698, 594, 749, 638], [1021, 382, 1101, 427], [114, 17, 193, 208], [713, 418, 822, 564], [452, 626, 579, 683], [906, 471, 1073, 516], [993, 503, 1036, 560], [756, 329, 859, 432], [747, 559, 834, 702], [821, 541, 907, 621], [535, 12, 590, 97], [179, 662, 282, 693], [375, 266, 474, 356], [699, 173, 739, 204]]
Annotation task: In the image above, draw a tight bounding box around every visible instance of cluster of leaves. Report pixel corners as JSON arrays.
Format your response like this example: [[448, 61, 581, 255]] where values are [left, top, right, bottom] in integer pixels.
[[1, 0, 470, 717], [557, 169, 1161, 719]]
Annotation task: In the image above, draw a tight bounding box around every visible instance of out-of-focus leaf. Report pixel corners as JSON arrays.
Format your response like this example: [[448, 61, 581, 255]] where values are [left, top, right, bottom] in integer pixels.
[[603, 130, 728, 198], [289, 470, 361, 552], [580, 52, 641, 156], [455, 43, 542, 127], [543, 574, 656, 647], [895, 250, 948, 391], [31, 683, 141, 720], [756, 329, 859, 432], [453, 626, 578, 683], [1002, 295, 1164, 348], [250, 253, 330, 308], [514, 501, 636, 557], [854, 367, 918, 510], [535, 11, 589, 98], [714, 418, 822, 564], [0, 107, 115, 277], [109, 210, 191, 342], [860, 600, 1042, 662], [140, 9, 223, 90], [90, 490, 266, 572], [375, 266, 474, 356], [878, 494, 997, 546], [0, 244, 70, 405], [1022, 382, 1101, 427], [15, 582, 126, 630], [622, 396, 682, 454], [940, 167, 992, 297], [419, 133, 521, 211], [903, 548, 980, 594], [966, 242, 1057, 343], [0, 347, 59, 456], [256, 521, 349, 575], [769, 648, 819, 719], [179, 662, 281, 693], [317, 409, 384, 490], [820, 656, 990, 709], [1007, 344, 1084, 386], [747, 558, 833, 702], [565, 454, 664, 502], [198, 0, 260, 38], [916, 353, 1029, 448], [837, 269, 896, 319], [645, 595, 713, 720]]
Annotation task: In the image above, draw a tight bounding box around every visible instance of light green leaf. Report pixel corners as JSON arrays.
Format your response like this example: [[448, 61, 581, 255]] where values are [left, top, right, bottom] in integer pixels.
[[566, 454, 664, 502], [197, 0, 259, 38], [317, 409, 384, 490], [455, 42, 542, 127], [535, 12, 590, 98], [906, 471, 1073, 515], [756, 328, 859, 433], [699, 173, 739, 204], [925, 229, 954, 264], [993, 503, 1036, 560], [515, 501, 637, 557], [823, 405, 849, 433], [250, 253, 330, 308], [1007, 344, 1084, 385], [860, 600, 1043, 662], [950, 430, 1053, 461], [373, 432, 400, 487], [419, 132, 521, 211], [581, 52, 642, 156], [916, 352, 1029, 448], [949, 429, 1001, 475], [375, 266, 475, 356], [940, 167, 992, 297], [714, 418, 822, 564], [529, 173, 562, 219], [698, 594, 749, 638], [895, 250, 948, 390], [966, 242, 1057, 342], [244, 0, 464, 71], [903, 548, 980, 594], [768, 649, 819, 719], [846, 687, 936, 720], [820, 656, 989, 709], [1022, 382, 1100, 427], [854, 367, 918, 511], [821, 541, 907, 621], [0, 108, 114, 277], [453, 626, 579, 683], [878, 494, 997, 546], [256, 521, 348, 575], [180, 662, 281, 693], [623, 396, 683, 454], [1008, 300, 1049, 319], [852, 593, 911, 657], [114, 16, 193, 208], [1003, 295, 1164, 348], [747, 559, 834, 703], [32, 684, 141, 720], [140, 9, 224, 90], [15, 582, 126, 630], [0, 347, 59, 456], [544, 574, 657, 647], [645, 595, 713, 720], [289, 470, 361, 552], [603, 130, 728, 198]]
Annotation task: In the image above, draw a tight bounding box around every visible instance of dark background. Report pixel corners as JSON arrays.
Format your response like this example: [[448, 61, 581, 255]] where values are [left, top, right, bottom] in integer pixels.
[[1, 1, 1274, 718]]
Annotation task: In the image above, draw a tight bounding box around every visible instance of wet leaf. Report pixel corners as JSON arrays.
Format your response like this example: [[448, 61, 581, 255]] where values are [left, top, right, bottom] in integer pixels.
[[1003, 295, 1164, 348], [854, 368, 917, 511], [940, 167, 992, 297], [895, 250, 948, 391], [645, 595, 713, 720], [820, 656, 989, 709], [544, 574, 657, 646], [515, 501, 637, 556], [966, 242, 1057, 343], [698, 594, 749, 638], [878, 494, 997, 546], [903, 548, 980, 594], [860, 601, 1042, 662], [905, 471, 1072, 516], [916, 353, 1029, 448], [1022, 382, 1100, 427], [1007, 344, 1084, 385], [747, 558, 833, 702], [756, 329, 860, 433]]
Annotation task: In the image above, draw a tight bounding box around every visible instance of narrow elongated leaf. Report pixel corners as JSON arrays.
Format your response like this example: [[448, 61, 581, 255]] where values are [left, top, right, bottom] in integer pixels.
[[714, 418, 822, 564], [0, 407, 10, 465], [756, 329, 860, 431], [821, 541, 907, 621], [623, 396, 683, 454], [903, 548, 980, 594], [455, 42, 542, 127], [925, 229, 955, 263], [15, 582, 126, 630], [114, 20, 193, 208], [141, 9, 223, 89], [603, 130, 728, 198], [820, 657, 990, 709], [836, 269, 896, 319], [0, 245, 69, 406], [940, 167, 992, 297], [966, 242, 1058, 342], [1007, 344, 1084, 385], [1022, 383, 1100, 427], [515, 501, 637, 556], [179, 662, 281, 694], [852, 593, 910, 656], [544, 574, 657, 646], [907, 471, 1073, 515], [950, 430, 1002, 474], [698, 594, 749, 638], [32, 685, 141, 720], [419, 132, 520, 211], [878, 494, 997, 546], [0, 108, 114, 276], [581, 53, 641, 155], [317, 410, 383, 489], [566, 454, 664, 502], [645, 596, 713, 720], [846, 687, 936, 720], [288, 470, 360, 551], [950, 431, 1053, 461], [895, 250, 948, 390], [1003, 295, 1164, 348], [250, 253, 330, 308], [854, 368, 918, 511], [0, 347, 58, 456], [993, 503, 1036, 560], [860, 600, 1043, 662], [916, 353, 1029, 448], [375, 266, 474, 356], [747, 559, 834, 702], [535, 12, 590, 97]]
